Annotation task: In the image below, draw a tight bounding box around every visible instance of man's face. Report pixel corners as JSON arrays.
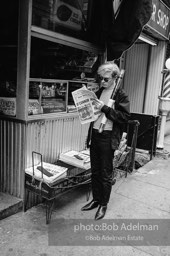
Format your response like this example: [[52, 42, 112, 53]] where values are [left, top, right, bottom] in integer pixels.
[[99, 71, 114, 89]]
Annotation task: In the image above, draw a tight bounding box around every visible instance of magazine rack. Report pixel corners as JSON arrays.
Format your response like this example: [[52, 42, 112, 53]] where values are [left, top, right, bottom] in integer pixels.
[[112, 120, 140, 182], [24, 152, 91, 224]]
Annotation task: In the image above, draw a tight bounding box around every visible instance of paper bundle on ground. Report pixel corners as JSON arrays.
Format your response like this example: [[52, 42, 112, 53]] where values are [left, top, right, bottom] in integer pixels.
[[25, 162, 68, 185], [59, 149, 91, 170]]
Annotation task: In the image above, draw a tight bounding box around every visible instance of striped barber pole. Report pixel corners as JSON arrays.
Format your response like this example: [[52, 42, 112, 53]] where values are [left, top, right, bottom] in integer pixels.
[[163, 71, 170, 98]]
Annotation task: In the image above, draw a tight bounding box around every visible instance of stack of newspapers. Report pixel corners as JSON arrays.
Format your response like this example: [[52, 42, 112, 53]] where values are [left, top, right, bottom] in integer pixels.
[[25, 162, 68, 185], [59, 149, 91, 170]]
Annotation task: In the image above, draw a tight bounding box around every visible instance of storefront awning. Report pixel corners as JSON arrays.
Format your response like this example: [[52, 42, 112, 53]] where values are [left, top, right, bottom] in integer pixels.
[[138, 33, 158, 46]]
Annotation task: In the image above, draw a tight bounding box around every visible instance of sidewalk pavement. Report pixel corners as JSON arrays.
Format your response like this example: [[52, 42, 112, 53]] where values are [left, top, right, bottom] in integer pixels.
[[0, 156, 170, 256]]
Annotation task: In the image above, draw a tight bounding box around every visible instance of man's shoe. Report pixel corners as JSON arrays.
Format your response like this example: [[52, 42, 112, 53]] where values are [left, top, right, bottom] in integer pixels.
[[81, 200, 99, 211], [95, 205, 107, 220]]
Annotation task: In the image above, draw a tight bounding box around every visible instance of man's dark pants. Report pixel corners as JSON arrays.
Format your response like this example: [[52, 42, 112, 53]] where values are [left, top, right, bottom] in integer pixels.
[[90, 129, 114, 206]]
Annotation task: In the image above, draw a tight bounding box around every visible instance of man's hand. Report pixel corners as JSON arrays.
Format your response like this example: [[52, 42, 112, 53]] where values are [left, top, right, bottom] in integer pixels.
[[93, 99, 104, 110]]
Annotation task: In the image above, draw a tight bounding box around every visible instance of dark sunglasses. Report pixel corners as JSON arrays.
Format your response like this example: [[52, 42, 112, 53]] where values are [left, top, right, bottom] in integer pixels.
[[99, 76, 111, 82]]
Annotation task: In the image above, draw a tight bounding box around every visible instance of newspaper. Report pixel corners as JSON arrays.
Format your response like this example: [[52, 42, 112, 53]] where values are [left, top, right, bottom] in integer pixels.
[[72, 86, 101, 124], [59, 149, 91, 170], [25, 162, 68, 185]]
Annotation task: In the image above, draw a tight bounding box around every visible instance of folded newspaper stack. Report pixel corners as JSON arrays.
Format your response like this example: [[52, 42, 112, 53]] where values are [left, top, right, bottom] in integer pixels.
[[59, 149, 91, 170], [25, 162, 68, 185]]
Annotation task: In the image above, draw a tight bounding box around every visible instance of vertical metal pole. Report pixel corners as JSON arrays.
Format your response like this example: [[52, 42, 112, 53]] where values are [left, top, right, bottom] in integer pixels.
[[157, 69, 170, 149]]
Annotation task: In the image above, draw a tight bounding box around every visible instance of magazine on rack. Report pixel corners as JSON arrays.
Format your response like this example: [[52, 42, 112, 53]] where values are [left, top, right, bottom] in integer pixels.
[[72, 86, 101, 124]]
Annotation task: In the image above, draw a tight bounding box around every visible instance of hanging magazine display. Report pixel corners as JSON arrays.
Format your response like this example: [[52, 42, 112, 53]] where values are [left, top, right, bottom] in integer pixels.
[[72, 86, 100, 124]]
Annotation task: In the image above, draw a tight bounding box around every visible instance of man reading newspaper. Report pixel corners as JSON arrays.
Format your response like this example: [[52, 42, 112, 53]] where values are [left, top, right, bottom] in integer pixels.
[[74, 62, 130, 221]]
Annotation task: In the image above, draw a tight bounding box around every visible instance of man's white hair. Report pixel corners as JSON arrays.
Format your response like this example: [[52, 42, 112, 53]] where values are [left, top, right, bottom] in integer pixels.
[[97, 61, 120, 77]]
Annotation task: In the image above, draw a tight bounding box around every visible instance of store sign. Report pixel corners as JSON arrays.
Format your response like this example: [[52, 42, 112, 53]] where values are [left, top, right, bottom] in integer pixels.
[[52, 0, 83, 31], [0, 97, 16, 116], [147, 0, 170, 39]]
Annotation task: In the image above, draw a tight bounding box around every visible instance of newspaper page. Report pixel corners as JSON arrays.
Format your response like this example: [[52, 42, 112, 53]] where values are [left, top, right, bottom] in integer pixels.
[[72, 86, 101, 124]]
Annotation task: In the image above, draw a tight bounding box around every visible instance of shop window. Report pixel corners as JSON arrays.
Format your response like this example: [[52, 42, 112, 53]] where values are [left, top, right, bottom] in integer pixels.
[[0, 47, 17, 98], [30, 37, 99, 79], [29, 37, 99, 115], [0, 0, 18, 116], [32, 0, 89, 41], [29, 79, 99, 115]]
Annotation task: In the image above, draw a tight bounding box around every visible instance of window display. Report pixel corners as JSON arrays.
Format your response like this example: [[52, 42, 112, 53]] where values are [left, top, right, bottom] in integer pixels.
[[29, 79, 68, 115], [29, 78, 99, 115]]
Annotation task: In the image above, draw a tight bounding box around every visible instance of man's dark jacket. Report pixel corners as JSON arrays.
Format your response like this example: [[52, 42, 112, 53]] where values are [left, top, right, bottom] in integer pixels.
[[86, 88, 130, 150]]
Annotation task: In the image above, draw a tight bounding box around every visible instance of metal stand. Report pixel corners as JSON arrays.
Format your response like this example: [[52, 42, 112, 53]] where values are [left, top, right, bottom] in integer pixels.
[[112, 120, 140, 181], [24, 157, 91, 224]]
